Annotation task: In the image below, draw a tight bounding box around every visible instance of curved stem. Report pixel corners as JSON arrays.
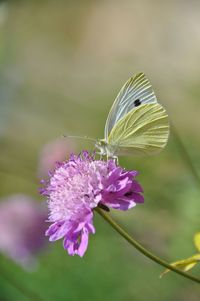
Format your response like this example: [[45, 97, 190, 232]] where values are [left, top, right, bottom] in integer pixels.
[[96, 208, 200, 284]]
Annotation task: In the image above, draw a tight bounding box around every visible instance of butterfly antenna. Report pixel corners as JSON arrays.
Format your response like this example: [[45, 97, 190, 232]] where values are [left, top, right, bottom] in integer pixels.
[[62, 134, 96, 142]]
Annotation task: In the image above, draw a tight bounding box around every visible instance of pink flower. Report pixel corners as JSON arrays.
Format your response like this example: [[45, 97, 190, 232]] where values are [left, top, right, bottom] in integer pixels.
[[0, 195, 47, 269], [41, 151, 144, 257], [38, 138, 76, 177]]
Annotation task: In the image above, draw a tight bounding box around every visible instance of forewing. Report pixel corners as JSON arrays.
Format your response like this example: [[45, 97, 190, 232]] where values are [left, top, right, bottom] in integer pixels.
[[108, 103, 169, 156], [105, 73, 158, 140]]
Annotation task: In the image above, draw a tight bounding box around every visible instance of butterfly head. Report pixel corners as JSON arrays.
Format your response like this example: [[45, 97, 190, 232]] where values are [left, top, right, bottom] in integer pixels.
[[95, 139, 118, 160], [95, 139, 107, 156]]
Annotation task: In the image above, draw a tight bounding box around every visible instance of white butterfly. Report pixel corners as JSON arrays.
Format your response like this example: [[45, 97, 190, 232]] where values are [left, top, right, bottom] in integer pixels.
[[95, 73, 169, 159]]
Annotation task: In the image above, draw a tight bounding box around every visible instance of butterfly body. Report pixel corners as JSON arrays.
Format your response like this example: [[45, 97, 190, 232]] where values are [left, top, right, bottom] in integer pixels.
[[96, 73, 169, 159]]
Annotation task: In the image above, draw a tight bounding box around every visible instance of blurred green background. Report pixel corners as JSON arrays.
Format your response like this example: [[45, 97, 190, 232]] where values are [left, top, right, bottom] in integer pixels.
[[1, 0, 200, 300]]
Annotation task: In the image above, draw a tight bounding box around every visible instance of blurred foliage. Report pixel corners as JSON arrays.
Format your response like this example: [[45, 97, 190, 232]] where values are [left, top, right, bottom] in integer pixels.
[[1, 1, 200, 300], [160, 232, 200, 278]]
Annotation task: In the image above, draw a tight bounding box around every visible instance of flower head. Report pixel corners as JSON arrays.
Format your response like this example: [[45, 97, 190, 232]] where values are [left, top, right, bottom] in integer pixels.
[[0, 195, 47, 269], [41, 151, 144, 257]]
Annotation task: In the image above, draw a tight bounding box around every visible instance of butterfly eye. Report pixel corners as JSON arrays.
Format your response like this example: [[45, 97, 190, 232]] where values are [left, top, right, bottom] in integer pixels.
[[134, 99, 141, 107]]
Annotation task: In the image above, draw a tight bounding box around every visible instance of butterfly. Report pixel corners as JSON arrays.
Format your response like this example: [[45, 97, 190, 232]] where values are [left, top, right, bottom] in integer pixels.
[[95, 72, 169, 159]]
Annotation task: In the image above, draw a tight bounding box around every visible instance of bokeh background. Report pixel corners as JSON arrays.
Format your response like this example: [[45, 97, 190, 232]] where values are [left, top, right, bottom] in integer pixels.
[[1, 0, 200, 300]]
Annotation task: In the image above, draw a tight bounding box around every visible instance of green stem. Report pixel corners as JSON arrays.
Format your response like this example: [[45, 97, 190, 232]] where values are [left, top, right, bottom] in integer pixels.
[[96, 208, 200, 284], [172, 124, 200, 186]]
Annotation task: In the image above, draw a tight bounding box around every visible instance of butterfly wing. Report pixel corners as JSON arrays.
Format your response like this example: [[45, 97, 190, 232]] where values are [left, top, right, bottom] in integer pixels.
[[104, 73, 158, 141], [107, 103, 169, 156]]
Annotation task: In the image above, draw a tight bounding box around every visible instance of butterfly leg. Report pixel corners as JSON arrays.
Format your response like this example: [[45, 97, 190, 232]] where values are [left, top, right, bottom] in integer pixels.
[[115, 156, 119, 165], [112, 155, 119, 165], [107, 154, 119, 164], [96, 151, 102, 160]]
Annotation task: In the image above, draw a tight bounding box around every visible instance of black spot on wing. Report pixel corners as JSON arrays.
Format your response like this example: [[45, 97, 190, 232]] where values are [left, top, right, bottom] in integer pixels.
[[134, 99, 141, 107]]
